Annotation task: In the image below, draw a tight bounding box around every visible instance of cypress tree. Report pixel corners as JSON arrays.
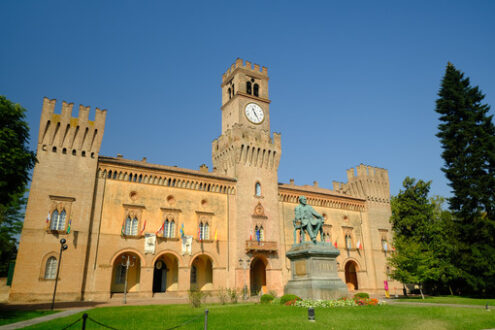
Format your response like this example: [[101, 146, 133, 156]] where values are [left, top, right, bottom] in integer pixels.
[[435, 63, 495, 294]]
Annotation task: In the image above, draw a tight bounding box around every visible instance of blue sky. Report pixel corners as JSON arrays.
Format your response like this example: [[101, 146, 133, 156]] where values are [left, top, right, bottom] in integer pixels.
[[1, 1, 494, 198]]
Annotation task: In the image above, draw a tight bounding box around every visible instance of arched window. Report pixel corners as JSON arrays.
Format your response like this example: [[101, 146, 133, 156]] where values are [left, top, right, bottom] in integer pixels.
[[115, 264, 126, 284], [382, 239, 388, 252], [255, 182, 262, 196], [255, 225, 264, 242], [50, 209, 66, 231], [164, 219, 175, 238], [253, 83, 259, 97], [170, 220, 176, 238], [199, 222, 209, 240], [204, 222, 209, 240], [44, 256, 57, 279], [164, 219, 170, 237], [345, 234, 352, 250], [124, 216, 139, 236], [246, 81, 252, 95]]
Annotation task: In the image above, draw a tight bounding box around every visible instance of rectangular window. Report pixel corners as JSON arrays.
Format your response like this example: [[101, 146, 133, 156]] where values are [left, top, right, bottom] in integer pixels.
[[116, 265, 126, 284]]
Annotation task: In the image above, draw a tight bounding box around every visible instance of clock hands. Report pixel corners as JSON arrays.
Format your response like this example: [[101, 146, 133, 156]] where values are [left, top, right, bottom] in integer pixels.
[[251, 108, 260, 121]]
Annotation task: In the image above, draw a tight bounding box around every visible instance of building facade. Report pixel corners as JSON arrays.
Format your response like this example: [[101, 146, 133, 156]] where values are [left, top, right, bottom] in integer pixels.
[[10, 59, 397, 302]]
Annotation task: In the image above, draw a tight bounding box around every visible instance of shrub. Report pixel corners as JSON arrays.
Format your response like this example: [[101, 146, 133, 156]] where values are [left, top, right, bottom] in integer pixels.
[[354, 298, 380, 306], [217, 287, 228, 305], [354, 292, 370, 299], [268, 290, 278, 298], [280, 294, 301, 305], [260, 294, 275, 304], [188, 289, 208, 308], [294, 298, 357, 308], [226, 288, 239, 304], [285, 299, 300, 306]]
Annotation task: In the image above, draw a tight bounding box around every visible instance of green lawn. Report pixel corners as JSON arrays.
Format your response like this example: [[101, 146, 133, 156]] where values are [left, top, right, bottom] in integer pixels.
[[396, 296, 495, 306], [0, 310, 57, 326], [23, 303, 495, 330]]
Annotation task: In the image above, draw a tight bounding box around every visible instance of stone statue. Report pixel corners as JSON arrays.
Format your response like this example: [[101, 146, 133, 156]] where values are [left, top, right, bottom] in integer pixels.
[[293, 196, 324, 243]]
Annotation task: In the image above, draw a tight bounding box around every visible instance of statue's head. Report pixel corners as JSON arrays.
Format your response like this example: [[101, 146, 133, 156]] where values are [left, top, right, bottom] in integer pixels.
[[298, 196, 307, 205]]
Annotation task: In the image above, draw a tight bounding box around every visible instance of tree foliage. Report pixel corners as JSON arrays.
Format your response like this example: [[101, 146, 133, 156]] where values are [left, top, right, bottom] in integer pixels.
[[389, 178, 458, 296], [435, 63, 495, 294], [0, 96, 36, 275]]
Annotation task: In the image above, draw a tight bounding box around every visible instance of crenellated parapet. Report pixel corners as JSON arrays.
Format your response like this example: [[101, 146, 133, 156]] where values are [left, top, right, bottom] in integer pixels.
[[38, 97, 107, 157], [212, 124, 281, 174], [222, 58, 268, 84], [332, 164, 390, 203]]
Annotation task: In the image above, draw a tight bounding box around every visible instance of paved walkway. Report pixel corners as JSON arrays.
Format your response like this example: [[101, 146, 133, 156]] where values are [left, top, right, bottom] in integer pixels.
[[0, 307, 90, 330], [385, 299, 494, 309]]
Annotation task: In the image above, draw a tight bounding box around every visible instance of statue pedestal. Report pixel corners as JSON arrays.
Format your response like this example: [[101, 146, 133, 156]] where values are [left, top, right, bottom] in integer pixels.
[[284, 241, 348, 299]]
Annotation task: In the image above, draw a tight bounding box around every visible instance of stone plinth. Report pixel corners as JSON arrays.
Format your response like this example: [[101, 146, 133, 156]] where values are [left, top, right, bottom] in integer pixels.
[[284, 241, 348, 299]]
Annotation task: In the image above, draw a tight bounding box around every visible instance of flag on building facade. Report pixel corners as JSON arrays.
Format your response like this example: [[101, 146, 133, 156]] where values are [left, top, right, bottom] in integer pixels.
[[66, 219, 72, 234], [139, 220, 147, 236], [357, 240, 363, 250], [180, 223, 185, 238], [383, 241, 388, 252], [256, 228, 260, 242], [214, 229, 218, 241], [46, 212, 51, 230], [334, 240, 338, 248], [155, 221, 164, 235], [121, 220, 125, 236], [198, 227, 202, 241]]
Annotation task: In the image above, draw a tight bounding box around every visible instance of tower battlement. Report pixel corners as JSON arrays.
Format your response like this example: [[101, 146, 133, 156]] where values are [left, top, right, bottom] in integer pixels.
[[222, 58, 268, 83], [38, 97, 107, 156], [333, 164, 390, 203]]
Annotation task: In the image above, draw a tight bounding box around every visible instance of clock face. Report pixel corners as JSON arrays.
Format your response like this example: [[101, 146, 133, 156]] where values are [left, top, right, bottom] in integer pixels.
[[245, 103, 264, 124]]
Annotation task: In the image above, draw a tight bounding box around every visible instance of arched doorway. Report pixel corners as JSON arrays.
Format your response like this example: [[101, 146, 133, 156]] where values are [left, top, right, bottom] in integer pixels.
[[111, 252, 141, 293], [345, 261, 359, 291], [250, 257, 267, 296], [190, 255, 213, 290], [153, 253, 179, 293]]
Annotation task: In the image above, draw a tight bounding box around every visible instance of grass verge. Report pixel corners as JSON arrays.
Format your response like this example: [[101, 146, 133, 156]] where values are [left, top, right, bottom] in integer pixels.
[[0, 310, 58, 326], [22, 303, 495, 330]]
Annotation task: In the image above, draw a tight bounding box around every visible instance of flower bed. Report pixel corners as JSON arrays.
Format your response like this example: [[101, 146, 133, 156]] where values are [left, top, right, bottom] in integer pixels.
[[293, 297, 383, 308]]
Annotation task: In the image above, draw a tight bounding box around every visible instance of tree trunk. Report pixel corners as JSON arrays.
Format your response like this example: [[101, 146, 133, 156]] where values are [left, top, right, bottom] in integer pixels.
[[448, 285, 454, 296], [402, 284, 407, 297], [419, 284, 424, 299]]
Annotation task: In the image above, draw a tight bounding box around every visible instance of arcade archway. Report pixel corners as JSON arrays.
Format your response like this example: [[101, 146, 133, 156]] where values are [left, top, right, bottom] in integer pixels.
[[190, 255, 213, 290], [345, 260, 359, 291], [250, 257, 267, 295], [153, 253, 179, 293], [111, 252, 141, 293]]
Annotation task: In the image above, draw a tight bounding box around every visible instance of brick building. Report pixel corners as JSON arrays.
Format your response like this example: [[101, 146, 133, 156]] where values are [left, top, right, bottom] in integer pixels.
[[10, 59, 397, 302]]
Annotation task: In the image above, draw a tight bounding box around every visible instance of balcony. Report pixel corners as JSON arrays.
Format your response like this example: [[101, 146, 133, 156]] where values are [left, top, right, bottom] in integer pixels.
[[245, 240, 277, 252]]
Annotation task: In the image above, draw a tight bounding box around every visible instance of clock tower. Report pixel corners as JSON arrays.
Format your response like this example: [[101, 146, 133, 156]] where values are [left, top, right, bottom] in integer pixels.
[[212, 59, 284, 294]]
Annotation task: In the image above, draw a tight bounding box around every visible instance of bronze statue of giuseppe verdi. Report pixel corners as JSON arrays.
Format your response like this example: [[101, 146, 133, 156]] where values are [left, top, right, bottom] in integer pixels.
[[293, 195, 324, 244]]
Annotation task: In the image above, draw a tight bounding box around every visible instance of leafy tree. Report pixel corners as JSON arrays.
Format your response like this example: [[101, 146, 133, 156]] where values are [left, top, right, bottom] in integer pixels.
[[435, 63, 495, 294], [429, 196, 460, 295], [389, 177, 437, 298], [0, 96, 36, 275]]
